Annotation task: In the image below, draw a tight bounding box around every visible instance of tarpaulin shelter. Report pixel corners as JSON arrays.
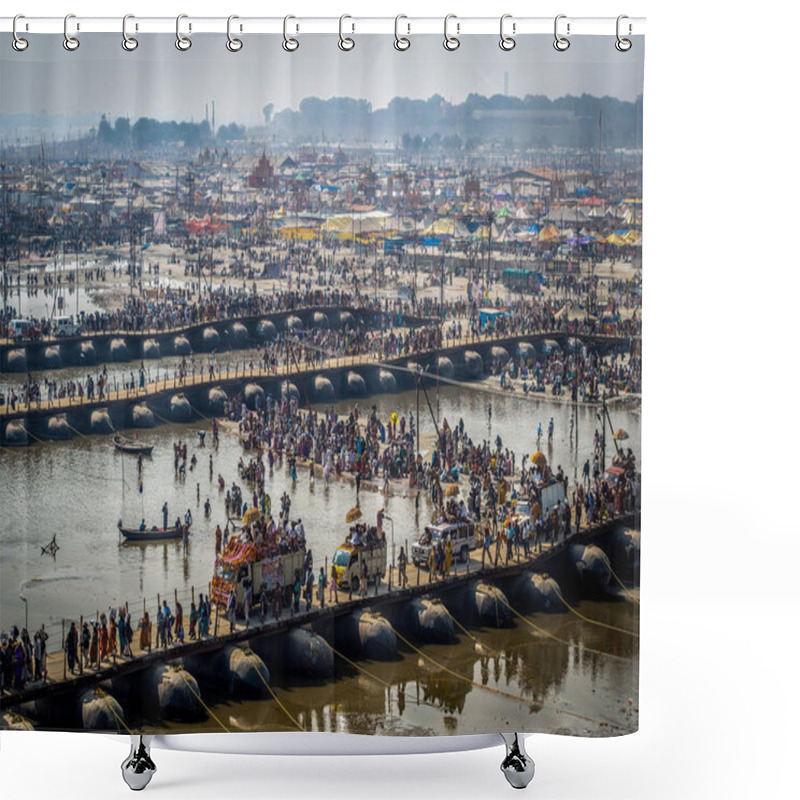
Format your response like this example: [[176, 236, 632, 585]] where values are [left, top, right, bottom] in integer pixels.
[[538, 224, 560, 242], [478, 307, 509, 330], [419, 218, 470, 238]]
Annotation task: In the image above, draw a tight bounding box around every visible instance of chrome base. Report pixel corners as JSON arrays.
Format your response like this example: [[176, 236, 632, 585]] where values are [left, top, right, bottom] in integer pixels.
[[121, 735, 156, 791], [500, 733, 535, 789], [117, 732, 531, 789]]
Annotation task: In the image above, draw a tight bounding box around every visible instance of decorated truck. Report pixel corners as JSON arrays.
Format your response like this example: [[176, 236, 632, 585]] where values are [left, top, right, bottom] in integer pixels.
[[211, 536, 306, 610], [234, 548, 307, 608]]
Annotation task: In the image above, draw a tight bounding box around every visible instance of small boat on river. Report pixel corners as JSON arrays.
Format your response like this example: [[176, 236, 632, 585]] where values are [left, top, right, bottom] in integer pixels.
[[113, 434, 154, 455], [117, 520, 189, 543]]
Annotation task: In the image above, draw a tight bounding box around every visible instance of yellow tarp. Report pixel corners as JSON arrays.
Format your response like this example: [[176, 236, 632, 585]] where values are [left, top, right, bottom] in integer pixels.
[[420, 218, 458, 237], [538, 224, 560, 242], [279, 227, 318, 240]]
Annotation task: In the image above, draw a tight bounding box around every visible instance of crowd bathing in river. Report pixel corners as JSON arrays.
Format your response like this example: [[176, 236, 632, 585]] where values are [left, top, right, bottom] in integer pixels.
[[1, 245, 641, 695], [1, 382, 639, 693]]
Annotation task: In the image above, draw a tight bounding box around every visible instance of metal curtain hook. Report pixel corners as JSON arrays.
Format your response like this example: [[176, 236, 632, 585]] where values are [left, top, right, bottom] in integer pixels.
[[176, 14, 192, 51], [122, 15, 138, 51], [339, 15, 354, 51], [63, 13, 79, 51], [283, 15, 299, 52], [394, 15, 410, 51], [444, 14, 460, 51], [553, 14, 570, 51], [615, 15, 632, 51], [499, 14, 515, 51], [227, 15, 243, 51], [12, 14, 29, 52]]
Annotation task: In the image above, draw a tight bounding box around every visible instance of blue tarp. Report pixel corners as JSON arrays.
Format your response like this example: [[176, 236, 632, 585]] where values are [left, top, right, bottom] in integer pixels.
[[479, 308, 509, 329]]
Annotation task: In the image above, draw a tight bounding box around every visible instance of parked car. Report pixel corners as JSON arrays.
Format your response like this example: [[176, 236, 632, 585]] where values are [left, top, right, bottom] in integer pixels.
[[8, 319, 42, 341], [53, 315, 82, 337], [412, 518, 476, 568]]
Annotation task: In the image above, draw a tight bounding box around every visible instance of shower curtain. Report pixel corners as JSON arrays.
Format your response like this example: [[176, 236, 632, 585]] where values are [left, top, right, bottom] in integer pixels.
[[0, 20, 643, 739]]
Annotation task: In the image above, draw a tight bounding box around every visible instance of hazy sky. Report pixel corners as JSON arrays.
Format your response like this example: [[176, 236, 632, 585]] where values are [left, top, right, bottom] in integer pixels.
[[1, 33, 644, 128]]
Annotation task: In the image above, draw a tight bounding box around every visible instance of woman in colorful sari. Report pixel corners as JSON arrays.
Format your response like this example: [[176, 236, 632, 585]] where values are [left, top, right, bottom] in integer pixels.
[[99, 615, 108, 661], [188, 603, 198, 640], [140, 611, 151, 651], [108, 615, 117, 657], [117, 611, 126, 656]]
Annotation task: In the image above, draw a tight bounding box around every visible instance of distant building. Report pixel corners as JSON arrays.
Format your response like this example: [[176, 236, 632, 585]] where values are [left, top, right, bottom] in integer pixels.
[[464, 174, 481, 201], [249, 152, 278, 189]]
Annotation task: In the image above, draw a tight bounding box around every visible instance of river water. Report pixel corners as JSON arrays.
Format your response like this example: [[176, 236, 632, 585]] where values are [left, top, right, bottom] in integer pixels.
[[0, 383, 639, 736]]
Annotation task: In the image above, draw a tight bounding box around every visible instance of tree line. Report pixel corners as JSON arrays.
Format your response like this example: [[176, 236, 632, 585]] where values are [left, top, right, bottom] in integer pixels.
[[89, 91, 640, 153]]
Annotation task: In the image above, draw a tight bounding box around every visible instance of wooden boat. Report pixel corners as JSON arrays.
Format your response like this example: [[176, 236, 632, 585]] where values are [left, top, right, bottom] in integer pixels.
[[117, 520, 189, 542], [113, 433, 154, 456]]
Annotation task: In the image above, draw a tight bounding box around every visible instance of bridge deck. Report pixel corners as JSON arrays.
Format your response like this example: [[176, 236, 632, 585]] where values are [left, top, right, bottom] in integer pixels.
[[0, 512, 634, 711], [0, 330, 633, 422]]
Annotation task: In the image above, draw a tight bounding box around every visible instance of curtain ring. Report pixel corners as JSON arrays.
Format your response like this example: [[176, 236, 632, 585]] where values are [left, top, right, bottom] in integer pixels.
[[227, 15, 243, 52], [615, 15, 632, 52], [499, 14, 515, 51], [394, 15, 410, 51], [176, 14, 192, 51], [553, 14, 570, 51], [63, 14, 80, 51], [12, 15, 29, 52], [443, 14, 460, 51], [122, 15, 138, 51], [338, 15, 355, 51], [283, 15, 299, 52]]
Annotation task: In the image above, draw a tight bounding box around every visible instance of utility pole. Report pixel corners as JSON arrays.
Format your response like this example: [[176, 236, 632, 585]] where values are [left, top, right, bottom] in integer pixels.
[[1, 162, 8, 315], [486, 208, 496, 290], [128, 192, 135, 304], [600, 395, 607, 471], [416, 368, 421, 456]]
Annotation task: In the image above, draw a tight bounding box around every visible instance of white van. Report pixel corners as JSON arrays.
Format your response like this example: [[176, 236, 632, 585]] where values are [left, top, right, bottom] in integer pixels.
[[8, 319, 41, 340], [53, 316, 81, 337], [412, 519, 476, 567]]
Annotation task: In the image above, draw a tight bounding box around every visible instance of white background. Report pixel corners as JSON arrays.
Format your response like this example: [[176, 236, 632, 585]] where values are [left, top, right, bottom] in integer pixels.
[[2, 1, 797, 798]]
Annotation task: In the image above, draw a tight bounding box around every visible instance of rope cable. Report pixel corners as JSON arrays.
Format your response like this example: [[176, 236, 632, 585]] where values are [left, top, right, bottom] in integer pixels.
[[606, 561, 640, 605], [552, 586, 639, 637], [383, 618, 607, 726], [174, 666, 231, 732], [496, 595, 630, 662], [251, 665, 304, 732], [94, 688, 134, 735]]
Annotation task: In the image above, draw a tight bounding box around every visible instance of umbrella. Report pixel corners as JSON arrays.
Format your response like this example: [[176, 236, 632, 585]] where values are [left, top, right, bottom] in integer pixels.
[[242, 507, 261, 525], [445, 484, 460, 497], [613, 428, 630, 441], [345, 506, 362, 523], [530, 452, 547, 467]]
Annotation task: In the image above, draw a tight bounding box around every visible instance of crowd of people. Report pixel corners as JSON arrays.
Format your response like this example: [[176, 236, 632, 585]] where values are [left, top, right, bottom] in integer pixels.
[[0, 625, 49, 693]]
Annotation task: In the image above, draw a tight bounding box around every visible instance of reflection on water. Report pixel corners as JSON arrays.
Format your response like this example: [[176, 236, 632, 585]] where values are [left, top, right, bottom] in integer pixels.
[[155, 600, 638, 738], [0, 383, 639, 735], [4, 281, 108, 319]]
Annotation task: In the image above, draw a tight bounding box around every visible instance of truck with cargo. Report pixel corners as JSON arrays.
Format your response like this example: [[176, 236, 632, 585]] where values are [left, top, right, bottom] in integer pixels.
[[332, 540, 387, 594], [234, 547, 307, 609]]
